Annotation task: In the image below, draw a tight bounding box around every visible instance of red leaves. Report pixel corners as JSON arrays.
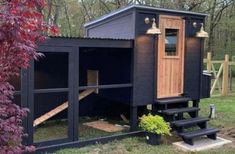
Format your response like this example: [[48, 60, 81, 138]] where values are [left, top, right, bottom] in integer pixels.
[[0, 30, 6, 41], [49, 25, 59, 35], [0, 0, 58, 153]]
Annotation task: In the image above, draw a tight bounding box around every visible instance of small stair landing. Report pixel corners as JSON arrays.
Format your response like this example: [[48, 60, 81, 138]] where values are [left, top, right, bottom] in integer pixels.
[[173, 137, 232, 152]]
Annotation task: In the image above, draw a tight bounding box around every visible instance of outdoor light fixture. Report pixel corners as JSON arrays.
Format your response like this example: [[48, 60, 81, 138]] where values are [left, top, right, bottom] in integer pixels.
[[145, 17, 161, 35], [193, 22, 209, 38]]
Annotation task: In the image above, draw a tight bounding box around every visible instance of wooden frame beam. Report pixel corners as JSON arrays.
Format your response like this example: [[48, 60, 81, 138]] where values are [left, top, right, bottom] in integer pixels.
[[79, 83, 133, 90], [36, 131, 144, 152]]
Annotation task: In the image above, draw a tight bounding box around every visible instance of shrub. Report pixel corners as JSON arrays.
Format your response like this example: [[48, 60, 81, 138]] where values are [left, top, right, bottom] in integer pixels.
[[139, 114, 171, 136], [0, 0, 58, 153]]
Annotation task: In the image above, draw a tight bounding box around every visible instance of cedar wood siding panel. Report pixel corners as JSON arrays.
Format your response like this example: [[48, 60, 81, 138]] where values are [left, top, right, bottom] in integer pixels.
[[86, 12, 135, 39]]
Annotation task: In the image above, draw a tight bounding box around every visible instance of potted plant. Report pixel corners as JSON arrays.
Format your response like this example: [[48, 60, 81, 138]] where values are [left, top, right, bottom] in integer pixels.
[[139, 114, 171, 145]]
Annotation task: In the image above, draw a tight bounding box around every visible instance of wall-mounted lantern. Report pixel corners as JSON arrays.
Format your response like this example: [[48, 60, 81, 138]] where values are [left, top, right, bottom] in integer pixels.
[[193, 22, 209, 38], [145, 18, 161, 35]]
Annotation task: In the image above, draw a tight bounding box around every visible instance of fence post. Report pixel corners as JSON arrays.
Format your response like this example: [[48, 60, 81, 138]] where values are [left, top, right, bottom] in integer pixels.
[[222, 54, 229, 96], [207, 52, 212, 73]]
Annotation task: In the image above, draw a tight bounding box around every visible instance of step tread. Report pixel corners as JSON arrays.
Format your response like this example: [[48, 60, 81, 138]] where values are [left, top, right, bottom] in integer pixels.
[[171, 117, 209, 126], [162, 107, 199, 115], [156, 97, 191, 105], [179, 128, 219, 139]]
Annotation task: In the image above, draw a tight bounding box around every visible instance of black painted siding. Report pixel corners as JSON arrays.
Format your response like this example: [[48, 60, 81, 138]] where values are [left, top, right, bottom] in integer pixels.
[[184, 19, 204, 100], [86, 12, 135, 39], [132, 12, 157, 106], [135, 12, 157, 35], [85, 8, 206, 105], [132, 36, 155, 106]]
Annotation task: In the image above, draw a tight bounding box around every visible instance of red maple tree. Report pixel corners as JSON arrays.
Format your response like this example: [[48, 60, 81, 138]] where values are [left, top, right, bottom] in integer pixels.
[[0, 0, 58, 153]]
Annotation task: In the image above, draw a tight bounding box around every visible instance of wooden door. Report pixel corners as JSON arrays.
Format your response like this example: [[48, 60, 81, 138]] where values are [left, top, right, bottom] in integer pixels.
[[157, 15, 185, 98]]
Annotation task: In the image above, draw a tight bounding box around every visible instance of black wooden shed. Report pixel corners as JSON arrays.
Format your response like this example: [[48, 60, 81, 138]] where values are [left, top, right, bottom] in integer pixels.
[[13, 5, 218, 152], [84, 5, 218, 145]]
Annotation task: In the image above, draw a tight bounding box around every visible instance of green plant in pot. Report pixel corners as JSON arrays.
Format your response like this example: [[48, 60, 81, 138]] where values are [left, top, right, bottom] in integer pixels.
[[139, 114, 171, 145]]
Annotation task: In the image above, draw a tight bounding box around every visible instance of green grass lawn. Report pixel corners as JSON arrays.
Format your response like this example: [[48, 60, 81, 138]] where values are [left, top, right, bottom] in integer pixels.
[[56, 96, 235, 154], [210, 78, 235, 96], [200, 96, 235, 128], [34, 117, 128, 142]]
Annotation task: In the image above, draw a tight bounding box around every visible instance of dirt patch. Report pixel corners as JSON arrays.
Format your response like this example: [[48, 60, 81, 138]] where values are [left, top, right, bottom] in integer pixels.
[[89, 148, 102, 154], [89, 144, 129, 154], [161, 132, 182, 145], [219, 127, 235, 146]]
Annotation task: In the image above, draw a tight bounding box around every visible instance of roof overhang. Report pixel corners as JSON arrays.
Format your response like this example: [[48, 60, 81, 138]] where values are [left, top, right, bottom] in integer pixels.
[[38, 36, 134, 49], [84, 4, 208, 28]]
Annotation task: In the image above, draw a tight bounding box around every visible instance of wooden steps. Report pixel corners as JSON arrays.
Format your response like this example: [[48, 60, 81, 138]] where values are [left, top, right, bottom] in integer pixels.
[[162, 107, 200, 115], [155, 97, 190, 111], [171, 117, 209, 133], [171, 117, 209, 127], [156, 96, 219, 145], [156, 97, 191, 105], [179, 128, 219, 145], [179, 128, 219, 139], [33, 89, 95, 127]]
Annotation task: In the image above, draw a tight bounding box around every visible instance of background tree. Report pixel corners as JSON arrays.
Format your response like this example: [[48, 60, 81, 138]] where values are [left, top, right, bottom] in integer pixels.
[[46, 0, 235, 59], [205, 0, 234, 56], [0, 0, 57, 153]]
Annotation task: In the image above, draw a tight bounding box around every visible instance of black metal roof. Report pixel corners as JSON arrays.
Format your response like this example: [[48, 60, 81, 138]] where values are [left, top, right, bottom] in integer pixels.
[[49, 35, 133, 41], [38, 36, 133, 49], [84, 4, 208, 27]]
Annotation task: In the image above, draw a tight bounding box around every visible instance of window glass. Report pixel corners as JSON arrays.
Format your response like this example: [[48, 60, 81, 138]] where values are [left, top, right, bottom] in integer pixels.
[[165, 29, 178, 56]]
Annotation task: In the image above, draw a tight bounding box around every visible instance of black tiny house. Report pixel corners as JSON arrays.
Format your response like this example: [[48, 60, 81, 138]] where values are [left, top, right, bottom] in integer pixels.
[[13, 5, 218, 152], [84, 4, 208, 102]]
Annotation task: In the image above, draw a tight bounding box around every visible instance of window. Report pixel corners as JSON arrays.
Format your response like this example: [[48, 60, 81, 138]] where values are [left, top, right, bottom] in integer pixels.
[[165, 29, 178, 56]]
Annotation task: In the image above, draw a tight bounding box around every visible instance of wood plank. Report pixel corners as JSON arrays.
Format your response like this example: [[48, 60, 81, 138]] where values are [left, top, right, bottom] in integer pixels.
[[210, 63, 223, 94], [204, 59, 235, 65], [33, 89, 95, 127], [222, 55, 229, 96], [83, 120, 124, 133], [87, 70, 99, 94]]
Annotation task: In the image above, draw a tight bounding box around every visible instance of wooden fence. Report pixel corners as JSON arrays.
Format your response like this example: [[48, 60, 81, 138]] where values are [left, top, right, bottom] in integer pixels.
[[204, 52, 235, 96]]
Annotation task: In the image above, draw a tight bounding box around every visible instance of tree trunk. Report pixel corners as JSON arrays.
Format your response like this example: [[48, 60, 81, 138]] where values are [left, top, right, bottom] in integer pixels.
[[207, 0, 217, 56], [63, 0, 72, 36]]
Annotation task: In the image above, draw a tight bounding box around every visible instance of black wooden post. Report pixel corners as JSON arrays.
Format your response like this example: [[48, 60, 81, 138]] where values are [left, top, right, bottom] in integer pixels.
[[68, 48, 77, 141], [21, 69, 29, 145], [27, 60, 34, 145], [152, 33, 157, 114], [193, 100, 199, 107], [152, 104, 158, 114], [192, 100, 199, 118], [130, 106, 138, 131], [72, 47, 79, 141]]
